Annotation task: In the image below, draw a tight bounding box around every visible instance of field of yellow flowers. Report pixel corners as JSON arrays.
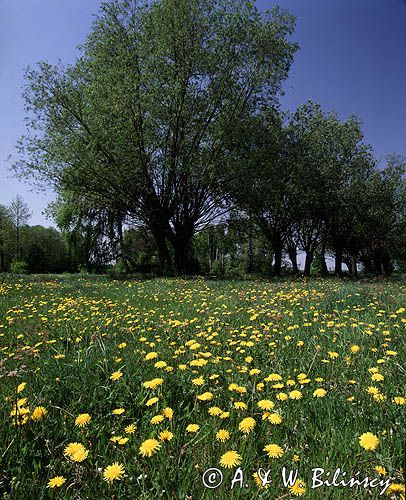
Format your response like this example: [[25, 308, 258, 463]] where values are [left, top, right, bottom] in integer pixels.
[[0, 276, 405, 499]]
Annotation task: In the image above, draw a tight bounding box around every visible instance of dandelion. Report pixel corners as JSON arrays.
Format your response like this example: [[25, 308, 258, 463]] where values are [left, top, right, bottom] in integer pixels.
[[162, 407, 174, 419], [263, 443, 284, 458], [159, 430, 173, 441], [63, 442, 88, 462], [112, 408, 125, 415], [238, 417, 256, 434], [197, 392, 214, 401], [31, 406, 47, 421], [125, 423, 136, 434], [17, 382, 26, 393], [143, 378, 163, 389], [110, 370, 122, 381], [289, 390, 303, 400], [103, 462, 125, 483], [145, 351, 158, 361], [186, 424, 200, 433], [75, 413, 91, 427], [385, 483, 405, 497], [219, 451, 242, 468], [146, 397, 159, 406], [216, 429, 230, 442], [289, 478, 306, 496], [208, 406, 223, 416], [139, 438, 161, 457], [233, 401, 247, 410], [263, 412, 282, 424], [375, 466, 387, 477], [192, 376, 204, 386], [359, 432, 379, 451], [151, 415, 165, 425], [47, 476, 66, 488], [257, 400, 274, 410], [313, 388, 327, 398]]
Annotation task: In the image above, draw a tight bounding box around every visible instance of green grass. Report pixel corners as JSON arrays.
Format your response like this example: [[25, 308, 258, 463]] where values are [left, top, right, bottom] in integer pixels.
[[0, 275, 405, 499]]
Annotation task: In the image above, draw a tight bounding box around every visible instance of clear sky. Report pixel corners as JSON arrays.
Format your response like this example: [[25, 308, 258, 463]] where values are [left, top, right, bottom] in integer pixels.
[[1, 0, 405, 226]]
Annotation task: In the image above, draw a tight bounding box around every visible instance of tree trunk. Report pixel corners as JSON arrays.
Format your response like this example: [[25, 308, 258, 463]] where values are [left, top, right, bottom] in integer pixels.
[[334, 248, 343, 275], [172, 230, 199, 275], [350, 254, 358, 277], [116, 219, 130, 273], [304, 250, 314, 277], [273, 238, 283, 277], [287, 245, 299, 274], [247, 223, 254, 273], [151, 227, 172, 274], [320, 255, 328, 275]]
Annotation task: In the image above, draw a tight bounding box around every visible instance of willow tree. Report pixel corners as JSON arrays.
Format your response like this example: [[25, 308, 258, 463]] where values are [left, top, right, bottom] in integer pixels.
[[15, 0, 297, 273]]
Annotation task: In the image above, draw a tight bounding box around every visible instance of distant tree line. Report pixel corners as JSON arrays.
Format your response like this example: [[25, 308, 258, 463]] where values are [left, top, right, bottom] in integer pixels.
[[11, 0, 405, 277]]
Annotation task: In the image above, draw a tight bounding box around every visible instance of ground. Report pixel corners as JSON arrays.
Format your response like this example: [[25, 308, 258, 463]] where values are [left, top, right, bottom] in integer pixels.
[[0, 275, 405, 499]]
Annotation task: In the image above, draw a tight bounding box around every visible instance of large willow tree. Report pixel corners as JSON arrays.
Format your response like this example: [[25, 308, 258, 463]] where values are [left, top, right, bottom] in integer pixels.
[[15, 0, 297, 272]]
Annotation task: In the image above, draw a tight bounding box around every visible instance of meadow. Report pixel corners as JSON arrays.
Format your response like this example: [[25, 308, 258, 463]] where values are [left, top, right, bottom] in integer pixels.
[[0, 275, 404, 499]]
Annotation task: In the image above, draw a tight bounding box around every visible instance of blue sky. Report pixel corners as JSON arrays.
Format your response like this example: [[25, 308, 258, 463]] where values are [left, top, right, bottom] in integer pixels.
[[1, 0, 405, 226]]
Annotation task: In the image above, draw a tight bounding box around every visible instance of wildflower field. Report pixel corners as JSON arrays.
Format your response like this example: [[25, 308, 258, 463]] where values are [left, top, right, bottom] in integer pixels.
[[0, 276, 405, 499]]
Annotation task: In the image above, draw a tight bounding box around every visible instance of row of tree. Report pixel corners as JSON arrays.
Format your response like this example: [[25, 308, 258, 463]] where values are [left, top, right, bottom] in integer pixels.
[[0, 195, 69, 273], [11, 0, 405, 276]]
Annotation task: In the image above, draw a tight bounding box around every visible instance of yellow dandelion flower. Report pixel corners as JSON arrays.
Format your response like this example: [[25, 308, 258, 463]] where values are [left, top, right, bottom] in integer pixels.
[[75, 413, 91, 427], [110, 370, 122, 381], [238, 417, 256, 434], [151, 415, 165, 425], [289, 478, 306, 496], [375, 466, 387, 477], [159, 430, 173, 441], [112, 408, 125, 415], [47, 476, 66, 488], [143, 378, 164, 389], [277, 392, 288, 401], [263, 443, 284, 458], [124, 423, 136, 434], [393, 396, 405, 405], [257, 400, 274, 410], [103, 462, 125, 482], [31, 406, 47, 421], [197, 392, 214, 401], [233, 401, 247, 410], [263, 412, 282, 424], [208, 406, 223, 416], [192, 376, 204, 386], [219, 450, 242, 468], [162, 407, 174, 419], [145, 352, 158, 360], [385, 483, 405, 497], [139, 438, 161, 457], [146, 397, 159, 406], [17, 382, 26, 393], [289, 390, 303, 400], [313, 388, 327, 398], [186, 424, 200, 433], [359, 432, 379, 451], [216, 429, 230, 442]]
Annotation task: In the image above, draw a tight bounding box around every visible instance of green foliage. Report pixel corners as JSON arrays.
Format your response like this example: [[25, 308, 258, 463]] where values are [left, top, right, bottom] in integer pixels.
[[10, 260, 29, 274]]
